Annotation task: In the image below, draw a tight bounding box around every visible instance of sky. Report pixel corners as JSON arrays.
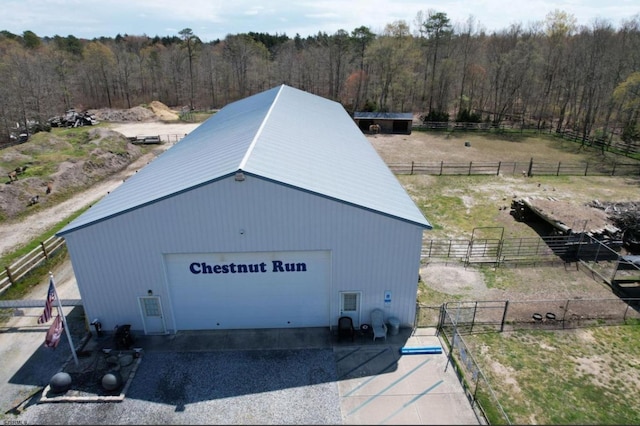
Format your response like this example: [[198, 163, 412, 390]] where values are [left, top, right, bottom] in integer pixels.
[[0, 0, 637, 42]]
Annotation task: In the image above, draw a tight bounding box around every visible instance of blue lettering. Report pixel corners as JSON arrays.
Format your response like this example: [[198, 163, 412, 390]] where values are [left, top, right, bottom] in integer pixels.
[[272, 260, 284, 272], [272, 260, 307, 272], [191, 260, 306, 274]]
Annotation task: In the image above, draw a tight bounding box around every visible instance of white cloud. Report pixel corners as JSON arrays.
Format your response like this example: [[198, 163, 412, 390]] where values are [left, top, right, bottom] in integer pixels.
[[0, 0, 636, 41]]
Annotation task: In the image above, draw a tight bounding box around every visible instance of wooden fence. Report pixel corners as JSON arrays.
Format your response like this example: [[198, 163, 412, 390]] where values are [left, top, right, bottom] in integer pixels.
[[0, 235, 65, 295], [415, 121, 640, 157], [389, 159, 640, 177]]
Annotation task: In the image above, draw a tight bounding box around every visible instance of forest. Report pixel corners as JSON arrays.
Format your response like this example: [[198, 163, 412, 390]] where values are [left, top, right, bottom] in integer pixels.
[[0, 9, 639, 149]]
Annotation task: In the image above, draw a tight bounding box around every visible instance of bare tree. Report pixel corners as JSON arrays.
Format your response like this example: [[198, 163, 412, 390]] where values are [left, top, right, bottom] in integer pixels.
[[179, 28, 201, 110], [222, 34, 268, 99], [113, 38, 137, 108], [83, 41, 116, 108], [349, 26, 375, 112], [415, 10, 452, 114], [366, 21, 413, 111]]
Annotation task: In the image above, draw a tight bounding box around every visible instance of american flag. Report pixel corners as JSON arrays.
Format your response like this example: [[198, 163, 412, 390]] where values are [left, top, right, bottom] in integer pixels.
[[37, 278, 56, 324], [44, 315, 64, 349]]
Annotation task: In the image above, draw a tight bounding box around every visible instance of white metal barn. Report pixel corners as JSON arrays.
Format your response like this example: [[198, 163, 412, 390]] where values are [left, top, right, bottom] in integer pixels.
[[57, 85, 432, 335]]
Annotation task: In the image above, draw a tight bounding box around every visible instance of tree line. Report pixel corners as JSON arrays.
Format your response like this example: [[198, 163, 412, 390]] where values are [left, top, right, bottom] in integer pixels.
[[1, 9, 639, 148]]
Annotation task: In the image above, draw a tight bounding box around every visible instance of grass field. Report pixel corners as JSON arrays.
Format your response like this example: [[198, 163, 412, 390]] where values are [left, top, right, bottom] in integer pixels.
[[464, 326, 640, 425]]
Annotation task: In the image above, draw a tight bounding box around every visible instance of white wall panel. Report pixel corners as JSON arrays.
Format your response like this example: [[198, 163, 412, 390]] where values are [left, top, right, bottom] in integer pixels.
[[65, 175, 425, 333]]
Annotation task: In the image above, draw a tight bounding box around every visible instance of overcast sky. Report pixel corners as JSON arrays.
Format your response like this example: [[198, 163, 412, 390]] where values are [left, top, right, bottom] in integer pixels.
[[1, 0, 637, 41]]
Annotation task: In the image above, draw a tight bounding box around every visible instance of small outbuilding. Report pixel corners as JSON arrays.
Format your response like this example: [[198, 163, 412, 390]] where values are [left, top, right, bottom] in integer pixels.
[[57, 85, 431, 335], [353, 112, 414, 135]]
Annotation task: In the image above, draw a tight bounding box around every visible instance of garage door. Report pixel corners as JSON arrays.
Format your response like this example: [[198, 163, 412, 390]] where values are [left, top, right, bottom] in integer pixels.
[[164, 250, 331, 330]]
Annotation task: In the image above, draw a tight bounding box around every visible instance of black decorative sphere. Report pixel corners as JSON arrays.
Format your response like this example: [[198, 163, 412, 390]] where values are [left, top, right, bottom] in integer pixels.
[[50, 372, 72, 393], [102, 371, 123, 391]]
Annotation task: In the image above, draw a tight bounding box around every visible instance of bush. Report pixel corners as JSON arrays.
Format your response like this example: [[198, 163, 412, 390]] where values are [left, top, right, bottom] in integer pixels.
[[456, 108, 482, 123], [421, 110, 450, 123]]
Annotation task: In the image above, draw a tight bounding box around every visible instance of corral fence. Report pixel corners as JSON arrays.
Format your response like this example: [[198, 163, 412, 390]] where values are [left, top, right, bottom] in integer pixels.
[[414, 121, 640, 157], [421, 233, 622, 267], [0, 235, 65, 295], [388, 158, 640, 177], [421, 232, 640, 300], [416, 297, 640, 425], [435, 297, 640, 334]]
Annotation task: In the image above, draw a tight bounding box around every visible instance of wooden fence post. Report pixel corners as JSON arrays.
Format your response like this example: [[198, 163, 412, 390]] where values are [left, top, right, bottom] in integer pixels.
[[584, 162, 589, 176], [5, 266, 14, 286], [527, 157, 533, 177], [440, 161, 443, 175], [41, 241, 49, 259], [411, 161, 414, 175], [556, 162, 561, 176], [497, 161, 501, 176], [468, 162, 472, 175]]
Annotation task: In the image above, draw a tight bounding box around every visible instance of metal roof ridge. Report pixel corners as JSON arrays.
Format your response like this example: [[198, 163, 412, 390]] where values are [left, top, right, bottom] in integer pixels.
[[238, 84, 284, 171]]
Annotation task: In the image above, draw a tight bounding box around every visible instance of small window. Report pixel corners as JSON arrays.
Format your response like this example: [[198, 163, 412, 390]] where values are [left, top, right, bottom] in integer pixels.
[[343, 293, 358, 311], [142, 297, 161, 317]]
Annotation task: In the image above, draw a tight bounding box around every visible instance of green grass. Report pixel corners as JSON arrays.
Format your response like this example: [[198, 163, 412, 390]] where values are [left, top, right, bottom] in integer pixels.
[[466, 327, 640, 425], [400, 175, 540, 240]]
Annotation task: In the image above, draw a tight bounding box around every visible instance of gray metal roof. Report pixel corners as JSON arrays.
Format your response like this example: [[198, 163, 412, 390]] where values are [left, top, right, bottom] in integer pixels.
[[353, 112, 414, 120], [58, 85, 430, 236]]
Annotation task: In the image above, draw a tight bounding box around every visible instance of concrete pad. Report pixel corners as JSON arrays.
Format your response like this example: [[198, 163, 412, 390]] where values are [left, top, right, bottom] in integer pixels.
[[335, 333, 481, 425]]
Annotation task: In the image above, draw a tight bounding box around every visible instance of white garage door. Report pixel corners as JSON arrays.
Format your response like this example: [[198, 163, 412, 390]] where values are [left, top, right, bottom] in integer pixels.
[[164, 250, 331, 330]]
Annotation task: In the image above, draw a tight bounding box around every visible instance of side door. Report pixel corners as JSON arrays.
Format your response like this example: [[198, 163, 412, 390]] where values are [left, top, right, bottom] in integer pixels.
[[138, 296, 167, 334], [339, 291, 361, 328]]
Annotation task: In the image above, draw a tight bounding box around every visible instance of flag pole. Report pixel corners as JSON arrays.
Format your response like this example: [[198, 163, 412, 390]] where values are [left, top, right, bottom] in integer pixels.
[[50, 272, 79, 366]]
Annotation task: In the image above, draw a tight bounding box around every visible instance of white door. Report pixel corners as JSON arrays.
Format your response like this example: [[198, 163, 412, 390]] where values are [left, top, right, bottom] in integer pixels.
[[138, 296, 166, 334], [340, 292, 361, 327], [165, 250, 331, 330]]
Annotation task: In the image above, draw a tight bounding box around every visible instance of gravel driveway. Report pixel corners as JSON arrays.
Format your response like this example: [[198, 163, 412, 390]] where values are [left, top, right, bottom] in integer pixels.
[[13, 348, 343, 425]]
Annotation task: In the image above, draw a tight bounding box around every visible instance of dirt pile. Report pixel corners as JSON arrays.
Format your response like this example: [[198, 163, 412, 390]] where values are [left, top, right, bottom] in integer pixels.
[[148, 101, 179, 121], [0, 128, 142, 219], [88, 101, 178, 122], [89, 106, 155, 122]]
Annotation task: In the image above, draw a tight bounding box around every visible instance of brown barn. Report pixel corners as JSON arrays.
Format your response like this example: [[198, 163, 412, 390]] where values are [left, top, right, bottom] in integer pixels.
[[353, 112, 413, 135]]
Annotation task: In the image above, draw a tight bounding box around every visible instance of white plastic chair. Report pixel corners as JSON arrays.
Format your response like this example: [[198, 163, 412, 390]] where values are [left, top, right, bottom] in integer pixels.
[[371, 308, 387, 341]]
